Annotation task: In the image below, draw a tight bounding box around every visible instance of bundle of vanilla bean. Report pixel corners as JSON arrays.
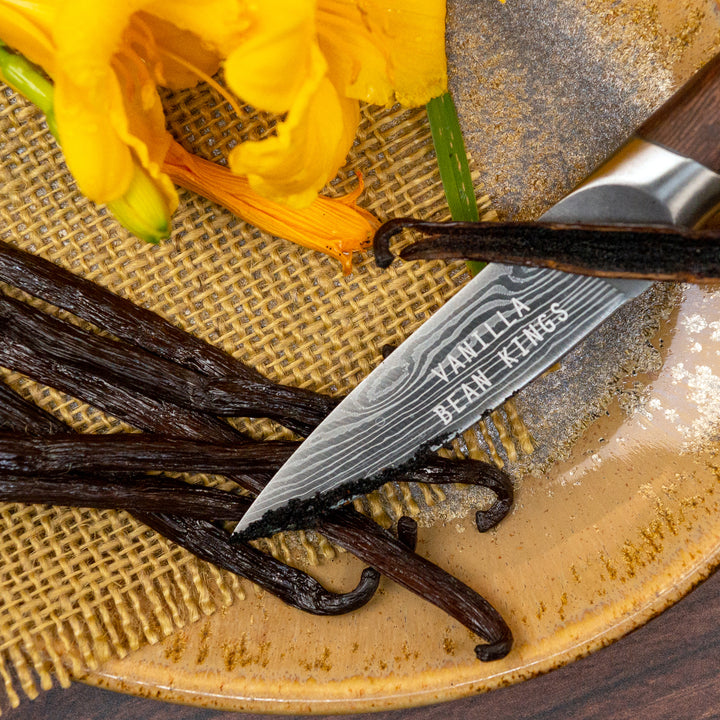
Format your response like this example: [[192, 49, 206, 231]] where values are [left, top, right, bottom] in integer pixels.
[[0, 239, 513, 662]]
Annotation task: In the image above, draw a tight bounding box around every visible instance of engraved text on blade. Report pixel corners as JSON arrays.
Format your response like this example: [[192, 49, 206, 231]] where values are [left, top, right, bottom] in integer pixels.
[[431, 297, 570, 425]]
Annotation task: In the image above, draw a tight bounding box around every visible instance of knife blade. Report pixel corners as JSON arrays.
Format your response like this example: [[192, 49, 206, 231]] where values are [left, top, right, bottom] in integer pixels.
[[234, 54, 720, 540]]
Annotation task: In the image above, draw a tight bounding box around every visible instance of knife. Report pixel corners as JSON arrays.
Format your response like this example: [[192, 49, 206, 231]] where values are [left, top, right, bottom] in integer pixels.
[[234, 53, 720, 540]]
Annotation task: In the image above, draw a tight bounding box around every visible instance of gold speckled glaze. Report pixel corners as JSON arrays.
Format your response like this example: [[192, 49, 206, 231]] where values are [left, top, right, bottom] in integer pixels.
[[85, 0, 720, 713]]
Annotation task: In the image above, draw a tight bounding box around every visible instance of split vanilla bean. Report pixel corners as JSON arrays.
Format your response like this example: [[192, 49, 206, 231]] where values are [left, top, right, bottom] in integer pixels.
[[0, 239, 337, 435], [399, 454, 513, 533], [373, 217, 720, 281]]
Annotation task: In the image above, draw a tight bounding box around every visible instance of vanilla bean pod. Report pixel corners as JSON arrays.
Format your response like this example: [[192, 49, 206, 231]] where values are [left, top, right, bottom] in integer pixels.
[[307, 507, 513, 661], [0, 292, 513, 528], [0, 239, 337, 435], [0, 432, 293, 477], [373, 217, 720, 281], [0, 381, 68, 436], [0, 239, 510, 515], [0, 474, 252, 520], [402, 455, 513, 532], [0, 295, 512, 525], [0, 383, 381, 615], [0, 296, 296, 496], [137, 512, 380, 616], [0, 277, 513, 647], [0, 292, 262, 482]]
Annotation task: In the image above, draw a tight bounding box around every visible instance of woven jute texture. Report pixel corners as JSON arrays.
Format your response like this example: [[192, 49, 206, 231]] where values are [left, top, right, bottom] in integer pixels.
[[0, 79, 505, 709]]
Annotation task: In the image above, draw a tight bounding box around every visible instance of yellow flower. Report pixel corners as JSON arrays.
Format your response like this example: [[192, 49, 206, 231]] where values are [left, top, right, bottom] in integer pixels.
[[0, 0, 447, 267], [0, 1, 247, 207], [1, 1, 446, 210], [51, 1, 233, 208], [226, 0, 447, 206], [163, 140, 377, 273]]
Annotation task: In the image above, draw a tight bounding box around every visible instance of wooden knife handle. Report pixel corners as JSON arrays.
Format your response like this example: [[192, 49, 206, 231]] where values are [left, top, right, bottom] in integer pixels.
[[638, 53, 720, 173]]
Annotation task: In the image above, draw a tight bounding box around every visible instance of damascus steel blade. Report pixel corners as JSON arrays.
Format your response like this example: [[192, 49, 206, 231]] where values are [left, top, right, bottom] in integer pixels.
[[234, 137, 720, 539]]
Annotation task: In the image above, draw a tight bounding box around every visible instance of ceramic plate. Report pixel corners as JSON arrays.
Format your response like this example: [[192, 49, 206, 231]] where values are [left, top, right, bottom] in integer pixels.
[[83, 0, 720, 713]]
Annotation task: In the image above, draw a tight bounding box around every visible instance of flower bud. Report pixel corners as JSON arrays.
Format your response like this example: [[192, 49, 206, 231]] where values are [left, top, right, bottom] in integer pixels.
[[107, 164, 172, 244]]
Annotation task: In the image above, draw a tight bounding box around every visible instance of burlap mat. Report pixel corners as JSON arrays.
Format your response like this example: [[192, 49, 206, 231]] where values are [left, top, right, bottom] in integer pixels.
[[0, 78, 501, 709]]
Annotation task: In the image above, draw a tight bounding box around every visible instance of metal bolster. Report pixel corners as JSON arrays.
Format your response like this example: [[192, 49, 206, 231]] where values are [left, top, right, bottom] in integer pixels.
[[576, 136, 720, 227]]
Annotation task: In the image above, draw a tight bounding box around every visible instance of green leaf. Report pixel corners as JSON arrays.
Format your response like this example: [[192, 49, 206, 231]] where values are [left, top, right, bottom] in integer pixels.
[[426, 92, 485, 276]]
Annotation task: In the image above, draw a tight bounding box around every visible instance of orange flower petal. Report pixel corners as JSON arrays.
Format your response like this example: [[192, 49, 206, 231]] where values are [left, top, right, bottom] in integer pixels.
[[164, 140, 377, 273]]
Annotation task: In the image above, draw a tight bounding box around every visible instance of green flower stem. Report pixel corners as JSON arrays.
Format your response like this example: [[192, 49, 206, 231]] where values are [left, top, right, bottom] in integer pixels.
[[426, 92, 485, 276], [0, 40, 171, 243], [0, 41, 57, 137]]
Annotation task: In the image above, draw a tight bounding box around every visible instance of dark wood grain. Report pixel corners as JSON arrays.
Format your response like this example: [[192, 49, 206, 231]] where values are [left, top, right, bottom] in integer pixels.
[[638, 52, 720, 173], [3, 568, 720, 720]]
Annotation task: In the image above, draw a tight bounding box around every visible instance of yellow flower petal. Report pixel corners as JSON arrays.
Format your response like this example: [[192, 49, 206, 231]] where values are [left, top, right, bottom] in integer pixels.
[[164, 140, 377, 273], [134, 11, 222, 90], [111, 35, 177, 211], [46, 0, 146, 202], [53, 72, 135, 203], [143, 0, 250, 57], [316, 0, 394, 105], [223, 0, 315, 114], [229, 45, 359, 207], [0, 2, 55, 73], [52, 0, 149, 87], [318, 0, 446, 107], [50, 2, 179, 205], [223, 0, 446, 206]]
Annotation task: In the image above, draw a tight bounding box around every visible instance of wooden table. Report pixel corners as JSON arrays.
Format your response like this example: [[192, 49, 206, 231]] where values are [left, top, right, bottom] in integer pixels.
[[4, 565, 719, 719]]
